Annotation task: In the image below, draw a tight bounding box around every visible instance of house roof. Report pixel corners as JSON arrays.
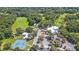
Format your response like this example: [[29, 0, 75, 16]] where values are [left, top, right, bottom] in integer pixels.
[[47, 26, 59, 33], [22, 32, 28, 36], [52, 26, 59, 30], [22, 32, 29, 39], [47, 26, 58, 30]]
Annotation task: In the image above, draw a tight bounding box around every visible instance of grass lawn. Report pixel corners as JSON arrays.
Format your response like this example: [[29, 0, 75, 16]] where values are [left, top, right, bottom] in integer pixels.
[[12, 17, 29, 33], [27, 40, 33, 45], [24, 40, 33, 51], [1, 38, 15, 50], [1, 38, 15, 44], [24, 45, 31, 51]]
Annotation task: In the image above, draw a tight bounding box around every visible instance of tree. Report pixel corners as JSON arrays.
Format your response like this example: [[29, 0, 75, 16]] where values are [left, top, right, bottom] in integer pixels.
[[4, 28, 12, 39], [75, 42, 79, 51], [14, 47, 21, 51], [65, 15, 79, 32], [38, 19, 50, 28], [29, 45, 39, 51], [0, 34, 3, 40], [16, 28, 24, 35], [25, 26, 33, 33], [2, 43, 11, 50], [66, 20, 79, 32]]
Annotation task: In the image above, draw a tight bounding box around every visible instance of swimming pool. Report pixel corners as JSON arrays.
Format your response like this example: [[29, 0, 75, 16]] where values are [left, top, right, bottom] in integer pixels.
[[11, 40, 26, 50]]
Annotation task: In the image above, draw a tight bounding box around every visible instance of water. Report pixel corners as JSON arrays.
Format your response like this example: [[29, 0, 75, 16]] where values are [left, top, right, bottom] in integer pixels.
[[11, 40, 26, 49]]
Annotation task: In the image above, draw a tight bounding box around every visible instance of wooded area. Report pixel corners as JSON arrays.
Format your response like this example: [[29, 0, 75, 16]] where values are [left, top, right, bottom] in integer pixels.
[[0, 7, 79, 51]]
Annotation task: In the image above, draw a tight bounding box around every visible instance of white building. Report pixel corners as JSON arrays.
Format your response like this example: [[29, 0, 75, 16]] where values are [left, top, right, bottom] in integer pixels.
[[47, 26, 59, 34], [22, 32, 29, 39]]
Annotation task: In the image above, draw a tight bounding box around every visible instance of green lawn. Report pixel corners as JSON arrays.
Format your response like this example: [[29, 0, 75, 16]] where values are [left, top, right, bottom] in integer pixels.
[[24, 40, 33, 51], [1, 38, 15, 43], [0, 38, 15, 50], [27, 40, 33, 45], [12, 17, 29, 33]]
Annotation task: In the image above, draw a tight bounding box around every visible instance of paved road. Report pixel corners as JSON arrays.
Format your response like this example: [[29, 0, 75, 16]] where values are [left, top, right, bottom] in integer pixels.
[[33, 29, 41, 45], [63, 41, 75, 51]]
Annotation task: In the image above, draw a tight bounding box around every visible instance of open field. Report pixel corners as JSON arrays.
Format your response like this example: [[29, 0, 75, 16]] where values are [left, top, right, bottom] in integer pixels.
[[12, 17, 29, 33]]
